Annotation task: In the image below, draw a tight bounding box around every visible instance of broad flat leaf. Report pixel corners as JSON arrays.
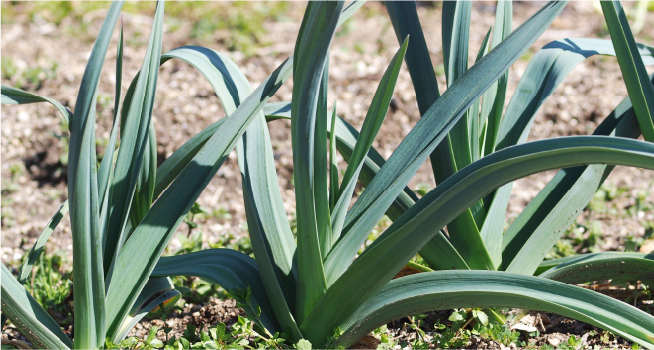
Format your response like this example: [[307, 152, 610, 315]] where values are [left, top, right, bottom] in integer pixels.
[[538, 252, 654, 285], [291, 0, 343, 323], [302, 135, 654, 345], [104, 3, 164, 277], [334, 271, 654, 349], [1, 264, 73, 349], [151, 250, 279, 334], [66, 3, 122, 347], [601, 0, 654, 141]]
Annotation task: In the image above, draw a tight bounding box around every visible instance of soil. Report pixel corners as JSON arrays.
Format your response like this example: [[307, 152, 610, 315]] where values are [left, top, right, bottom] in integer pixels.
[[1, 1, 654, 349]]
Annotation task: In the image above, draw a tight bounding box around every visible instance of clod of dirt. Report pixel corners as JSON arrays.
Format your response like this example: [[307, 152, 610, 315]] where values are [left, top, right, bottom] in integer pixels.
[[351, 335, 382, 349]]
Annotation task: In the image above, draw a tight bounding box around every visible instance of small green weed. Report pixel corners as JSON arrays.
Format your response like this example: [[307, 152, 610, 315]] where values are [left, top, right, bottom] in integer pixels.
[[1, 57, 18, 81], [22, 251, 73, 325]]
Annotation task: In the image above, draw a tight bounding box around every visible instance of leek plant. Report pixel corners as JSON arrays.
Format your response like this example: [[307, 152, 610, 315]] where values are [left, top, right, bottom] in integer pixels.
[[148, 0, 654, 347], [2, 0, 654, 349]]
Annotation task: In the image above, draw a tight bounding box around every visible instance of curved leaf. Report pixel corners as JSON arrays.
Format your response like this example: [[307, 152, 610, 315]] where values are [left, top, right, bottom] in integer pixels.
[[302, 136, 654, 345], [105, 52, 293, 339], [483, 39, 654, 271], [113, 277, 181, 342], [334, 271, 654, 348], [497, 38, 654, 151], [538, 252, 654, 285], [535, 255, 583, 275], [1, 263, 73, 349], [1, 85, 73, 127], [502, 73, 654, 274], [324, 1, 568, 286], [18, 201, 69, 284], [151, 249, 279, 333], [118, 46, 299, 337]]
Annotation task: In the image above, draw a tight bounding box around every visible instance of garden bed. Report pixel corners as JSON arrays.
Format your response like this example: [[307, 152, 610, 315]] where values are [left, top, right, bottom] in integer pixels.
[[2, 1, 654, 349]]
